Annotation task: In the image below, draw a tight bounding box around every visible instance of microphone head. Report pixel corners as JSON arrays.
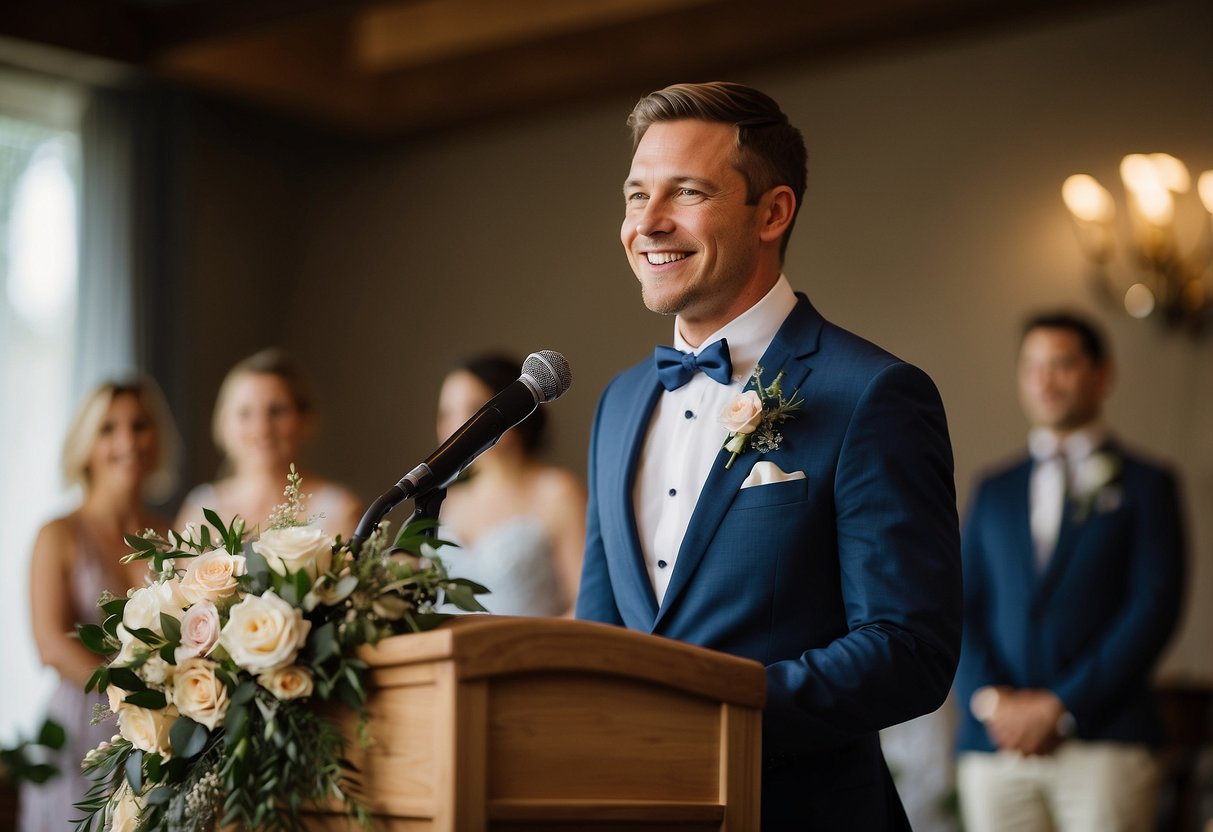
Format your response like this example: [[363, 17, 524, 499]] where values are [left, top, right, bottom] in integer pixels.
[[522, 350, 572, 402]]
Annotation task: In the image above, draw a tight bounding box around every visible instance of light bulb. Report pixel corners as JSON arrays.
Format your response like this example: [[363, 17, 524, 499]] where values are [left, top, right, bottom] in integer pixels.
[[1062, 174, 1115, 223]]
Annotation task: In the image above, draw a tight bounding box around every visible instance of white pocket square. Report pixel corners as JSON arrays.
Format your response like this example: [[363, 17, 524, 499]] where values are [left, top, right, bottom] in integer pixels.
[[740, 461, 806, 489]]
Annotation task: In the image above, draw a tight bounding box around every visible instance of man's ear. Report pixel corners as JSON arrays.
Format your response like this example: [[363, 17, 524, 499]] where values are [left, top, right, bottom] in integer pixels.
[[758, 185, 796, 244]]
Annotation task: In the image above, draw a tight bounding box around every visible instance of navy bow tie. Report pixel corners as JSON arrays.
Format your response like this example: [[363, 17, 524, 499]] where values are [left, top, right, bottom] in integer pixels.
[[654, 339, 733, 391]]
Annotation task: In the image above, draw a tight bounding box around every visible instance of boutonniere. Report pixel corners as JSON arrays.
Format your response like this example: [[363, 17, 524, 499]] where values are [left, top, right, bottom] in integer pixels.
[[1072, 450, 1123, 521], [719, 365, 803, 469]]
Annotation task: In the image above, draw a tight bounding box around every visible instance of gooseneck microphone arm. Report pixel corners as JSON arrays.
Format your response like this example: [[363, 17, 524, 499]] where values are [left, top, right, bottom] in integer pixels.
[[348, 350, 571, 551]]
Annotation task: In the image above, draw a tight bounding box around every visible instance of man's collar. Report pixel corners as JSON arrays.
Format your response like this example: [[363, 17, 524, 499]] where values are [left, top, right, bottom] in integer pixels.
[[672, 275, 797, 379], [1028, 423, 1109, 461]]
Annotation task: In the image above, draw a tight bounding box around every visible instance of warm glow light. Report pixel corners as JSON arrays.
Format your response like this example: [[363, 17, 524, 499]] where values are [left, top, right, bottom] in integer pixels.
[[1198, 170, 1213, 214], [1120, 154, 1160, 194], [1131, 180, 1175, 225], [1062, 174, 1115, 223], [1149, 153, 1190, 192], [1124, 283, 1156, 319]]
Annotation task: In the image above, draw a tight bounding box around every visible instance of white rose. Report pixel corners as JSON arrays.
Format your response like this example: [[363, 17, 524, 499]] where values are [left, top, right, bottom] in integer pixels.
[[109, 782, 143, 832], [719, 390, 764, 434], [253, 526, 334, 579], [219, 590, 311, 674], [178, 550, 246, 604], [175, 601, 221, 662], [1075, 452, 1119, 496], [257, 666, 314, 701], [123, 582, 183, 635], [117, 704, 175, 757], [172, 657, 230, 730]]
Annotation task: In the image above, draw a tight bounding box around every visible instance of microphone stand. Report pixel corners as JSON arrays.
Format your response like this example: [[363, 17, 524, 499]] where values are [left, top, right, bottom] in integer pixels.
[[409, 488, 447, 540]]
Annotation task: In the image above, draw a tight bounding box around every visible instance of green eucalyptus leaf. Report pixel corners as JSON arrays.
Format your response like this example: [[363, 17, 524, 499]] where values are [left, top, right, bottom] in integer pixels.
[[159, 613, 182, 644], [36, 719, 66, 750], [101, 598, 128, 617], [77, 624, 110, 655], [231, 680, 257, 706], [168, 717, 208, 759], [123, 689, 167, 710], [107, 667, 146, 692], [125, 750, 143, 791]]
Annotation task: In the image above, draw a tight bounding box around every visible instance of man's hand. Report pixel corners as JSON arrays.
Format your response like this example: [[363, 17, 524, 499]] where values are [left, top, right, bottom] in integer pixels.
[[986, 688, 1068, 755]]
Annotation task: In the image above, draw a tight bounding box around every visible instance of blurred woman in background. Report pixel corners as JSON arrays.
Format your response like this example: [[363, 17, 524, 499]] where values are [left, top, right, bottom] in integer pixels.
[[436, 353, 586, 617], [22, 378, 180, 832], [176, 348, 362, 537]]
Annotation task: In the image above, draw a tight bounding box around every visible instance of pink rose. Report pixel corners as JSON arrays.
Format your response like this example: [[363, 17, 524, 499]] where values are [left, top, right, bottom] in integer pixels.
[[175, 601, 220, 662], [719, 390, 764, 434]]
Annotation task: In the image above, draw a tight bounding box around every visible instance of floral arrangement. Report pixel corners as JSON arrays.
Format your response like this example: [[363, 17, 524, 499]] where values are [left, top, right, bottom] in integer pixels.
[[74, 468, 485, 832], [718, 365, 803, 469]]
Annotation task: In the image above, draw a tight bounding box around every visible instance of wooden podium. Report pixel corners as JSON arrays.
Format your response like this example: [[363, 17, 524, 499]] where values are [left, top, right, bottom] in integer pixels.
[[305, 616, 765, 832]]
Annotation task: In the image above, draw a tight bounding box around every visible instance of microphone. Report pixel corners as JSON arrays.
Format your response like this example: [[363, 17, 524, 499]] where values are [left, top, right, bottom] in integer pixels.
[[351, 350, 572, 546]]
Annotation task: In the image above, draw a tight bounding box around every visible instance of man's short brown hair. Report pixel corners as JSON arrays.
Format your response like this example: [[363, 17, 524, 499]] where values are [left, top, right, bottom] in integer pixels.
[[627, 81, 807, 259]]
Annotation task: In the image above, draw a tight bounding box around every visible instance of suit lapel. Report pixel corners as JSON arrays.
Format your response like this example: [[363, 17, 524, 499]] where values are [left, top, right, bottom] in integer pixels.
[[610, 370, 663, 623], [654, 296, 822, 628]]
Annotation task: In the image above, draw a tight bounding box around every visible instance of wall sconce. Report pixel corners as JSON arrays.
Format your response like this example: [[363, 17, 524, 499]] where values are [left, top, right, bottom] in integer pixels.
[[1062, 153, 1213, 336]]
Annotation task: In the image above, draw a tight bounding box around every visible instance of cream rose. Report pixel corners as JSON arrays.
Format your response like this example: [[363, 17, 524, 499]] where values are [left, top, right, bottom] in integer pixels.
[[172, 657, 230, 730], [177, 550, 246, 604], [175, 601, 221, 662], [719, 390, 764, 434], [258, 665, 314, 701], [109, 781, 143, 832], [117, 704, 175, 757], [123, 582, 183, 635], [219, 590, 311, 674], [252, 526, 333, 578], [107, 683, 126, 714]]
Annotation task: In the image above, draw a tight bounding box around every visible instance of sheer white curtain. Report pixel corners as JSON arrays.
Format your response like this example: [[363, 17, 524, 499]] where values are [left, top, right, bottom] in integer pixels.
[[0, 71, 137, 743]]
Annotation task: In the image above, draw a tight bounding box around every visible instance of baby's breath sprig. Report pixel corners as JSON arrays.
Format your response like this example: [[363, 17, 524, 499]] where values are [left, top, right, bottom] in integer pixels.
[[267, 463, 312, 530]]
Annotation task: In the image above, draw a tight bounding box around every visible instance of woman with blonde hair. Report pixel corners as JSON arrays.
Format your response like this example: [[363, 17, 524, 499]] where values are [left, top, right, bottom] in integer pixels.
[[21, 377, 180, 832], [176, 348, 362, 536]]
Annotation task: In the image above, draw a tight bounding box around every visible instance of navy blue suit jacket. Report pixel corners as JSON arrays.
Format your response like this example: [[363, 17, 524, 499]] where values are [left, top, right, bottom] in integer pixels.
[[577, 296, 963, 829], [954, 443, 1186, 752]]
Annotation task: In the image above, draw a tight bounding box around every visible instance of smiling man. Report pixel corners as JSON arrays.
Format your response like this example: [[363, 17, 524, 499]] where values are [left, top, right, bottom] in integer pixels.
[[576, 81, 963, 830]]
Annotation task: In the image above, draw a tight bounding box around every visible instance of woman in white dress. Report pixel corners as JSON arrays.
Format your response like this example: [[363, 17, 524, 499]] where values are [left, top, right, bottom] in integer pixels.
[[436, 354, 586, 617], [22, 378, 180, 832], [176, 348, 362, 537]]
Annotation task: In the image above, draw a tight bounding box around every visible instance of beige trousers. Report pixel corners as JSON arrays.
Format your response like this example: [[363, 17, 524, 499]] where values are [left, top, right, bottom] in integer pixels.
[[958, 742, 1161, 832]]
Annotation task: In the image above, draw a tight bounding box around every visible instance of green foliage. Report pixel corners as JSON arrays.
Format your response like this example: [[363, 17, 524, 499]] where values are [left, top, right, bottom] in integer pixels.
[[75, 471, 486, 832], [0, 719, 65, 786]]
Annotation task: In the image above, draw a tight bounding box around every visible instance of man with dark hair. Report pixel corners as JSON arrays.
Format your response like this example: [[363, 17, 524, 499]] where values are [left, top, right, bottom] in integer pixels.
[[577, 81, 963, 829], [954, 311, 1186, 831]]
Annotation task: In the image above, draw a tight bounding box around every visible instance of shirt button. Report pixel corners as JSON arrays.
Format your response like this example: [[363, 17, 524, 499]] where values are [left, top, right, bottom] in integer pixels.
[[684, 410, 694, 419], [668, 488, 677, 497], [657, 560, 668, 569]]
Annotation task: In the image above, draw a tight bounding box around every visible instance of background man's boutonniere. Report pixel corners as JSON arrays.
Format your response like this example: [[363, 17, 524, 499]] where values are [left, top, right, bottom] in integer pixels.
[[719, 365, 803, 469], [1073, 450, 1123, 521]]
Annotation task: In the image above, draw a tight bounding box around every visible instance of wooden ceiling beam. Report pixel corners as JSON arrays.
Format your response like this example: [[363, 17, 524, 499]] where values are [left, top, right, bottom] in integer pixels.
[[351, 0, 718, 73]]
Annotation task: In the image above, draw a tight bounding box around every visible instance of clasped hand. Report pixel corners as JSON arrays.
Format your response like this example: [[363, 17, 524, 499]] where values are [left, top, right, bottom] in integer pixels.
[[985, 687, 1068, 756]]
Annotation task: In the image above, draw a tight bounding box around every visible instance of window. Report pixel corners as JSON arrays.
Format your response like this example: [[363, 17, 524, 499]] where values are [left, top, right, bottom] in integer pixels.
[[0, 71, 83, 744]]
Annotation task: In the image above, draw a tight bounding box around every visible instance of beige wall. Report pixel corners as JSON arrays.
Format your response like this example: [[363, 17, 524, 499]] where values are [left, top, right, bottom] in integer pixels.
[[172, 0, 1212, 679]]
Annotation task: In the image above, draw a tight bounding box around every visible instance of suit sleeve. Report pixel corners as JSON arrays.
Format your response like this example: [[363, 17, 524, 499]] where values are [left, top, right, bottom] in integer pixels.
[[1051, 467, 1186, 729], [764, 362, 963, 749], [575, 382, 624, 625], [952, 481, 1015, 713]]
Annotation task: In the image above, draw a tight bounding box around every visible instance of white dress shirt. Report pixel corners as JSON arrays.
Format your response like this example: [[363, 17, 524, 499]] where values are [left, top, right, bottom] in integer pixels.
[[634, 275, 798, 604], [1027, 423, 1107, 569]]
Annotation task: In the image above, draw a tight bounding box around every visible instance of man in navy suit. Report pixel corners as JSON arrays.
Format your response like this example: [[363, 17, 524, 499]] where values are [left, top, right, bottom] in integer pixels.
[[955, 312, 1186, 831], [575, 81, 963, 830]]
